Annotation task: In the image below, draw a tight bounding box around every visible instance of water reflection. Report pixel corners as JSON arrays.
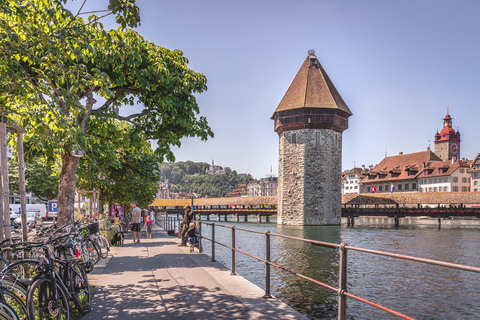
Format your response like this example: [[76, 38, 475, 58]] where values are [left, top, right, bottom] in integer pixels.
[[273, 226, 342, 319], [199, 219, 480, 320]]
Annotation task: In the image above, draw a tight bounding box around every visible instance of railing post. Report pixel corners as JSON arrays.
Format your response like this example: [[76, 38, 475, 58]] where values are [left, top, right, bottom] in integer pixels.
[[198, 221, 203, 253], [338, 242, 348, 320], [231, 226, 236, 275], [264, 231, 272, 298], [211, 223, 216, 262]]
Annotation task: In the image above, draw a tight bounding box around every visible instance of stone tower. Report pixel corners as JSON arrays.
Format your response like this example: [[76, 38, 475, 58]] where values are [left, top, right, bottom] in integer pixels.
[[271, 50, 352, 225], [434, 112, 461, 161]]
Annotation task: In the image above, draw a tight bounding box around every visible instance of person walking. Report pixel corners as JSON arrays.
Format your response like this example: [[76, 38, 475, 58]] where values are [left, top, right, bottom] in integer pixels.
[[144, 215, 153, 239], [130, 202, 142, 244], [149, 209, 156, 223]]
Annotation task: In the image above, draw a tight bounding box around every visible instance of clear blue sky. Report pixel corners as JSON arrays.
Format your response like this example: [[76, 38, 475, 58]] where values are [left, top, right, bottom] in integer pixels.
[[67, 0, 480, 179]]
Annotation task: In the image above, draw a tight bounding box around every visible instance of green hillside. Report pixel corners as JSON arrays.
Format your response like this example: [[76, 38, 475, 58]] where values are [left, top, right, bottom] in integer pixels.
[[160, 161, 254, 197]]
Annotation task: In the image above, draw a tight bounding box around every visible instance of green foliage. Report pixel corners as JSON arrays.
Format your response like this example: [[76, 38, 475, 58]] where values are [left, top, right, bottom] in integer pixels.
[[77, 150, 161, 209], [7, 157, 19, 196], [1, 0, 213, 225], [7, 156, 59, 202], [160, 161, 254, 197], [24, 158, 60, 202]]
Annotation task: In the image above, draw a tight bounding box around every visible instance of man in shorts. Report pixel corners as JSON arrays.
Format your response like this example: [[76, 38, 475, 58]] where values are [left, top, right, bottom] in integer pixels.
[[130, 202, 142, 243]]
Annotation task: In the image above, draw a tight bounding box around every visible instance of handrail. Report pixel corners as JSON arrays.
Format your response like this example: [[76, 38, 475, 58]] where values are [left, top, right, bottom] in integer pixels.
[[157, 216, 480, 319]]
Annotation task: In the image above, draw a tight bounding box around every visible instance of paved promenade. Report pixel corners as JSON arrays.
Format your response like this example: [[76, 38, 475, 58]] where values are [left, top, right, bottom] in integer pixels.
[[84, 227, 308, 320]]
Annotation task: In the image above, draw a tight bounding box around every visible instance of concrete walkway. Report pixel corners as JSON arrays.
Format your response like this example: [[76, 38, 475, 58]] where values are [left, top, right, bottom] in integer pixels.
[[83, 227, 309, 320]]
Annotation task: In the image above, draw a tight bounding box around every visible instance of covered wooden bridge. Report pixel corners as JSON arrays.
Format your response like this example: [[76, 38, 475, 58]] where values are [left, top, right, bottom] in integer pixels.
[[149, 192, 480, 224], [149, 196, 277, 222]]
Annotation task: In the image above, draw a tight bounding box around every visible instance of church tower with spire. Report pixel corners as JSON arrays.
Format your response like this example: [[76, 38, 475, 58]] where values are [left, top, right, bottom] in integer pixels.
[[271, 50, 352, 225], [434, 111, 461, 161]]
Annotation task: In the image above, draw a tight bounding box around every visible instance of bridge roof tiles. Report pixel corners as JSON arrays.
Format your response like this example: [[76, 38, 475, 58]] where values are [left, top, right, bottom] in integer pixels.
[[342, 192, 480, 206], [150, 196, 277, 208]]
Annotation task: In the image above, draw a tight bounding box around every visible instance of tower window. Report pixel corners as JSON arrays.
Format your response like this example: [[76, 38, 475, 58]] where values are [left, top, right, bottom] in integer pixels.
[[292, 133, 296, 144]]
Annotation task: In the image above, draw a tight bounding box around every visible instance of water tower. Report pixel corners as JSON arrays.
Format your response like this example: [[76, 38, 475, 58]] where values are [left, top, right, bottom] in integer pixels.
[[271, 50, 352, 225]]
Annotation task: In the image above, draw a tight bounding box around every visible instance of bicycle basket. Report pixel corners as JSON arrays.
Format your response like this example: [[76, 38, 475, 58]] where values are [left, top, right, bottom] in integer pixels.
[[88, 222, 99, 235]]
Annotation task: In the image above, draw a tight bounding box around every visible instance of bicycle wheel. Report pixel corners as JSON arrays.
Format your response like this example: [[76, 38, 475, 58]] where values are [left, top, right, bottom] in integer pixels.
[[82, 240, 100, 266], [26, 278, 70, 320], [0, 301, 18, 320], [94, 235, 109, 259], [1, 260, 41, 291], [0, 280, 27, 302], [1, 288, 27, 320], [70, 263, 91, 314]]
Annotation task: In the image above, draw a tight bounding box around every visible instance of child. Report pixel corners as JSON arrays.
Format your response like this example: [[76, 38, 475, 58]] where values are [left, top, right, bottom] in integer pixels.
[[144, 215, 153, 239], [185, 222, 197, 253]]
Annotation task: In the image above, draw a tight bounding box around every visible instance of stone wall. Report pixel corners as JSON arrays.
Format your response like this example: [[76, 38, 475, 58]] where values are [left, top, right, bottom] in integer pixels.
[[278, 128, 342, 225]]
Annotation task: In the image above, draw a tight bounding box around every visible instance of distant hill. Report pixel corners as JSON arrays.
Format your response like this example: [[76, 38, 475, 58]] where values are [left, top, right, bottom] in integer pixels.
[[159, 161, 254, 197]]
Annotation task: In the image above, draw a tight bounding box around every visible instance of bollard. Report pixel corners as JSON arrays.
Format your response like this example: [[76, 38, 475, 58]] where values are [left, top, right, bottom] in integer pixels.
[[198, 221, 203, 253], [263, 231, 272, 298], [338, 243, 348, 320], [211, 223, 216, 262], [231, 226, 236, 275]]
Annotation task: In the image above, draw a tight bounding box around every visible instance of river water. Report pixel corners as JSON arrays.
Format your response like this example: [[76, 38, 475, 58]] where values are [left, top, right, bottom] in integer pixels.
[[196, 217, 480, 320]]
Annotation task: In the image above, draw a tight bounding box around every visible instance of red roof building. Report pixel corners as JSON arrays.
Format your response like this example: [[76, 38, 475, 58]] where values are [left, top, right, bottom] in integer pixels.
[[434, 113, 461, 161], [360, 150, 441, 193]]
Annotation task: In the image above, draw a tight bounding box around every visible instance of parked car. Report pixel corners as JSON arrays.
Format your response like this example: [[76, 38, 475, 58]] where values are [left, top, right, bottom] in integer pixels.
[[14, 211, 40, 227], [10, 211, 18, 219]]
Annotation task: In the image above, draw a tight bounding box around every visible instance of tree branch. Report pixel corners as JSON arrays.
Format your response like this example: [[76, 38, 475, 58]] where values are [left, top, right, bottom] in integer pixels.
[[90, 86, 143, 117]]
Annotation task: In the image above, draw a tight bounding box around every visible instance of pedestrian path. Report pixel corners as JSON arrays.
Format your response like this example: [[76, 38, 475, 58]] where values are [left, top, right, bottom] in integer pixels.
[[84, 227, 308, 320]]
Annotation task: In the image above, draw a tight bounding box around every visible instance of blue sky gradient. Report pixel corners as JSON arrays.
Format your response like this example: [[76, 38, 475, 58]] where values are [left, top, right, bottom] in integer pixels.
[[67, 0, 480, 178]]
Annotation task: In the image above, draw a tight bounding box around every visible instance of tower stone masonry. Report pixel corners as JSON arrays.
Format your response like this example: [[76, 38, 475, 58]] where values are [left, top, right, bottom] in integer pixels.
[[272, 50, 352, 225]]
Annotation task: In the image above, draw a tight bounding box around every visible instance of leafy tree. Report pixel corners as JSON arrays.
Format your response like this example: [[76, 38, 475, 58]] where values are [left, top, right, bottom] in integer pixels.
[[7, 157, 19, 197], [76, 149, 161, 210], [2, 1, 213, 226], [7, 154, 59, 202], [24, 158, 60, 202]]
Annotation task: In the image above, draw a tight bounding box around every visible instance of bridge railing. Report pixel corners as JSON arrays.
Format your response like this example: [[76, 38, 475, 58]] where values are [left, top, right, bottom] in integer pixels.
[[191, 221, 480, 320]]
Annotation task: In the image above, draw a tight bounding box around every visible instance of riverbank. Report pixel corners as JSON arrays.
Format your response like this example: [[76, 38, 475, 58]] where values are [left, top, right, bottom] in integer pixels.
[[85, 227, 308, 320]]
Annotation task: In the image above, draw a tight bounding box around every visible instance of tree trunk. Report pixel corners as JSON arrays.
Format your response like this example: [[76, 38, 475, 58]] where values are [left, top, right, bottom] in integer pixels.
[[57, 153, 80, 227]]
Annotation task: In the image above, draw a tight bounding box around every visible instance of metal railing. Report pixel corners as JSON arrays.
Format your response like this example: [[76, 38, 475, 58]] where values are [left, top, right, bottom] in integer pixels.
[[189, 221, 480, 320], [156, 215, 480, 319]]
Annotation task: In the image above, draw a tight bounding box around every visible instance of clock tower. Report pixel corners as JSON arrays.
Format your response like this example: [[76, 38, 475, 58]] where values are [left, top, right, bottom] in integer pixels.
[[434, 112, 461, 161]]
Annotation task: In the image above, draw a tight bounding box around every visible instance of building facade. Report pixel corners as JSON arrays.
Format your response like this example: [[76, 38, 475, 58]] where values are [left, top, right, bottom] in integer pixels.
[[361, 151, 439, 194], [417, 159, 471, 193], [470, 154, 480, 192], [342, 166, 369, 194], [272, 50, 352, 225]]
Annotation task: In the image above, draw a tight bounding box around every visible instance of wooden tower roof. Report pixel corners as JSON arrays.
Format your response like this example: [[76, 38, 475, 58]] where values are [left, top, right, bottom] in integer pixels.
[[272, 50, 352, 117]]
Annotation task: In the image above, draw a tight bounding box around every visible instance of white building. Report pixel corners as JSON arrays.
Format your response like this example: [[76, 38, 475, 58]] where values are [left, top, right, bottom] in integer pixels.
[[470, 153, 480, 192], [342, 166, 369, 194], [417, 159, 471, 193]]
